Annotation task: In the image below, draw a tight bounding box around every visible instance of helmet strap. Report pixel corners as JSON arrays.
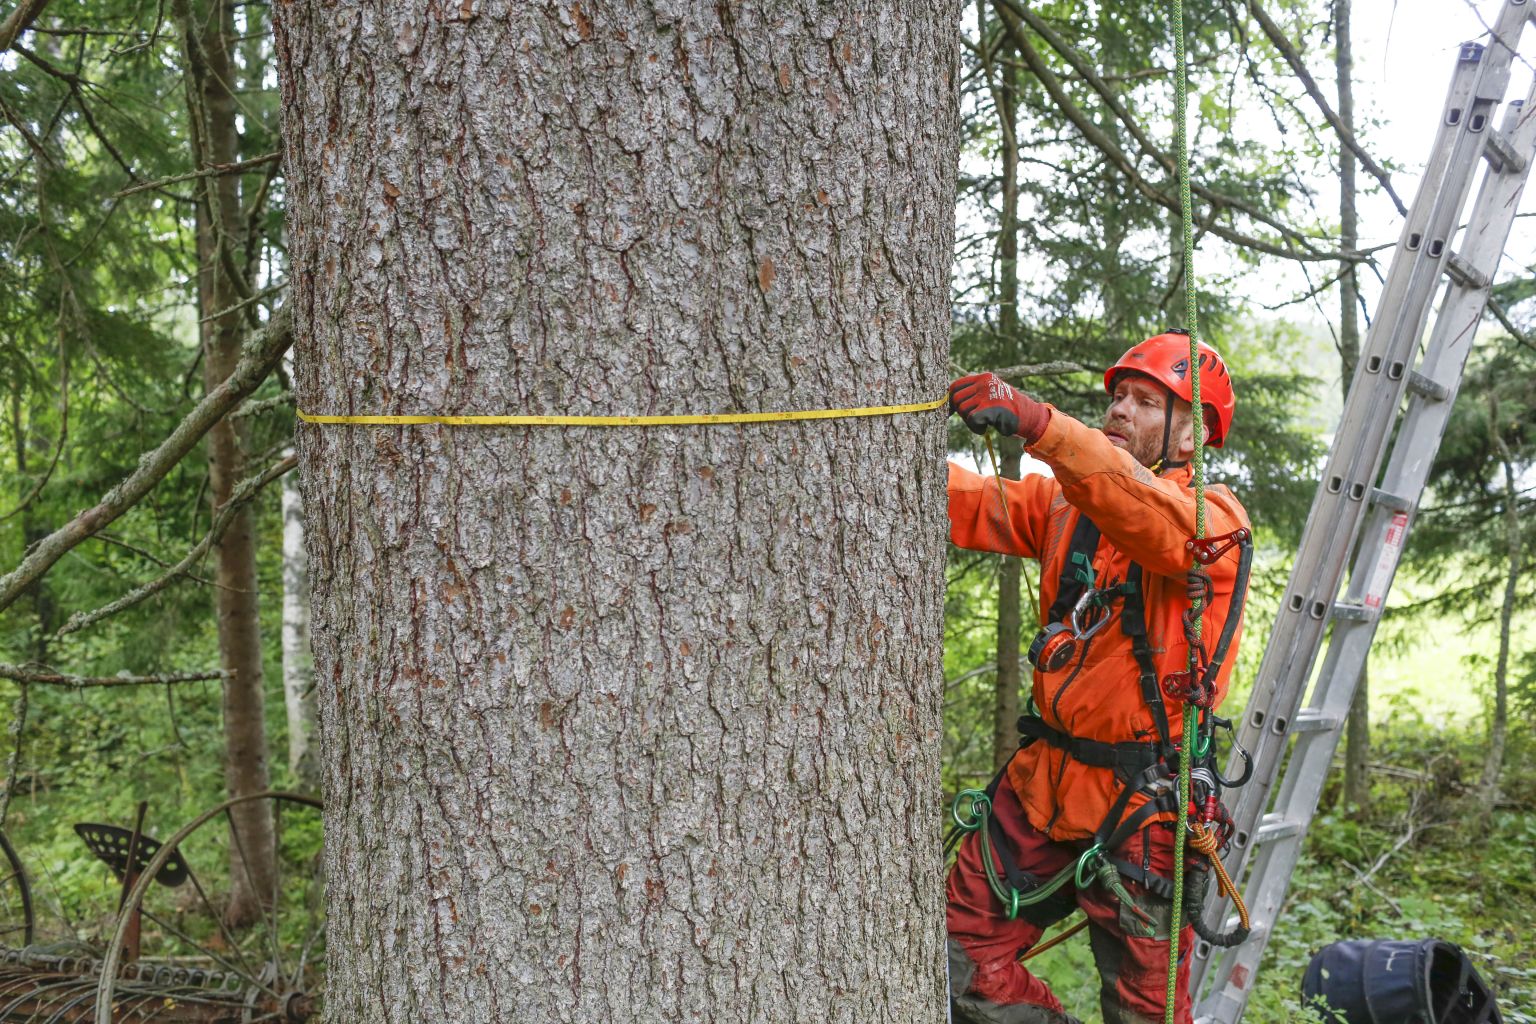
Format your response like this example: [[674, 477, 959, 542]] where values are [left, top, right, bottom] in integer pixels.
[[1154, 391, 1188, 474]]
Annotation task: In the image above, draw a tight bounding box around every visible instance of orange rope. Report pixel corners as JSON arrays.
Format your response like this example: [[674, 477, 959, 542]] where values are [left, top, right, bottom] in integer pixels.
[[1021, 917, 1090, 962], [1188, 821, 1250, 931]]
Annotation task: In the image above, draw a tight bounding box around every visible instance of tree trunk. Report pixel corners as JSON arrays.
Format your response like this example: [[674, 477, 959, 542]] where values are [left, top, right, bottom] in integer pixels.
[[1335, 0, 1371, 816], [1481, 396, 1519, 808], [282, 458, 319, 790], [980, 4, 1024, 772], [182, 0, 275, 924], [276, 4, 958, 1021]]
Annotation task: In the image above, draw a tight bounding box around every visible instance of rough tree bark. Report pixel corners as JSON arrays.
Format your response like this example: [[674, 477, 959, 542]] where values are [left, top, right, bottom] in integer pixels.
[[275, 4, 958, 1022], [181, 0, 275, 922], [1335, 0, 1372, 816], [282, 460, 319, 790]]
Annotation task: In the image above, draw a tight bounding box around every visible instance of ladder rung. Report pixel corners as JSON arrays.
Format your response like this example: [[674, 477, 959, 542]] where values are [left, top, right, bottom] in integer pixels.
[[1332, 601, 1373, 622], [1369, 487, 1414, 512], [1291, 708, 1343, 734], [1407, 370, 1451, 401], [1445, 252, 1491, 290], [1255, 813, 1301, 844], [1483, 129, 1527, 174]]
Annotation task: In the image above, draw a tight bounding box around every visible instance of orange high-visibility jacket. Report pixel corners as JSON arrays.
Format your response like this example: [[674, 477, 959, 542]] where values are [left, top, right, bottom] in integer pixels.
[[948, 410, 1251, 842]]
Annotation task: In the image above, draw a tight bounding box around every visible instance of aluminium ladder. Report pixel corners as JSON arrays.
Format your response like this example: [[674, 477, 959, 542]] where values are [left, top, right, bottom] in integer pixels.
[[1191, 3, 1536, 1020]]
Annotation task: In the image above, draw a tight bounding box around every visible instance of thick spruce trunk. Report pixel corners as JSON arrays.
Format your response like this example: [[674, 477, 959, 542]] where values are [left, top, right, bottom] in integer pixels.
[[276, 4, 959, 1021], [182, 0, 275, 922]]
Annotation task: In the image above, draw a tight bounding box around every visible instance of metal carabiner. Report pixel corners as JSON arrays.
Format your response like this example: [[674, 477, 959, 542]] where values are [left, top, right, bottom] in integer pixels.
[[1212, 730, 1254, 788], [1069, 588, 1114, 643]]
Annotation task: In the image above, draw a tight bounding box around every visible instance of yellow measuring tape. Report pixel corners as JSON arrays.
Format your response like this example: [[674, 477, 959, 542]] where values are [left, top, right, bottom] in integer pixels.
[[297, 396, 947, 427]]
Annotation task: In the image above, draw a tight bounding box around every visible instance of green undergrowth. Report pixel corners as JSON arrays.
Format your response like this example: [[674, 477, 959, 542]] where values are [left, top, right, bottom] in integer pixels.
[[1020, 720, 1536, 1022]]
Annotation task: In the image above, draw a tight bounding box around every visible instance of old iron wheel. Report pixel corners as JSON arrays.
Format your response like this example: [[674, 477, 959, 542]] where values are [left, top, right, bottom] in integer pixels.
[[91, 791, 323, 1024], [0, 829, 33, 949]]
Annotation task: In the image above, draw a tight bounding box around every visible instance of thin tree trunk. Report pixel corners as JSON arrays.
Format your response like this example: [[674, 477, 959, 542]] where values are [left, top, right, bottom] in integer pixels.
[[1481, 395, 1519, 807], [1335, 0, 1371, 816], [182, 0, 275, 924], [281, 458, 319, 790], [277, 4, 959, 1021], [980, 2, 1024, 772]]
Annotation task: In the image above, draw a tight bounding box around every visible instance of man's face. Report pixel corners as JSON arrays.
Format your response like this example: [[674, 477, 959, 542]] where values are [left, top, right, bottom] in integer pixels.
[[1103, 373, 1183, 468]]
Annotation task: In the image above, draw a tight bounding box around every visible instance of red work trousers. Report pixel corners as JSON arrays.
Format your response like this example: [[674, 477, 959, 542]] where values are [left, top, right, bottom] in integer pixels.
[[945, 780, 1195, 1024]]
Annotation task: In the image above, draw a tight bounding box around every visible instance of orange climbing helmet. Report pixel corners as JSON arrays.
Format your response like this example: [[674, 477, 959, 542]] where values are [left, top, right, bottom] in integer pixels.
[[1104, 330, 1235, 447]]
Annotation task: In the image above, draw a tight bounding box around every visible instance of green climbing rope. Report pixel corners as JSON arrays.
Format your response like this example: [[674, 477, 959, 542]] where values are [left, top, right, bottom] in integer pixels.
[[1168, 0, 1208, 1018], [949, 790, 1107, 921]]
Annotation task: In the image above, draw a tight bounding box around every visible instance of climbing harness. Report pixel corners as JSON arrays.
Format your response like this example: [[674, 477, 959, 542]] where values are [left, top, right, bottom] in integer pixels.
[[946, 509, 1255, 960]]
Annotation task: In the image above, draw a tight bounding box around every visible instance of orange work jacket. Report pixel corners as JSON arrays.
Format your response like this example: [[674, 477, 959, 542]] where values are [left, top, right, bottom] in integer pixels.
[[948, 410, 1251, 842]]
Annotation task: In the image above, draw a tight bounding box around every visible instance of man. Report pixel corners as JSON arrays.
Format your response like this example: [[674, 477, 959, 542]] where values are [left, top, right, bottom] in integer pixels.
[[944, 331, 1250, 1024]]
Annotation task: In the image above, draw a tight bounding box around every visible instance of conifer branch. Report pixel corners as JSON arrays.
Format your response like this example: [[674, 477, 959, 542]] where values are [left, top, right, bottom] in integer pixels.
[[56, 453, 297, 636], [0, 307, 293, 616]]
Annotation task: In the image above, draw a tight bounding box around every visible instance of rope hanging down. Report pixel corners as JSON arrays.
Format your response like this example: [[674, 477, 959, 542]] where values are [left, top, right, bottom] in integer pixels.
[[1168, 0, 1210, 1018], [297, 396, 948, 428]]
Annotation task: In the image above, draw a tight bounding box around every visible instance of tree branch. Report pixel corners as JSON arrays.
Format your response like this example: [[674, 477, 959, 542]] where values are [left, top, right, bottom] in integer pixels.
[[56, 453, 297, 636], [0, 0, 50, 55], [0, 664, 228, 688], [1244, 0, 1408, 216], [993, 0, 1330, 253], [0, 306, 292, 615], [112, 152, 280, 198], [996, 10, 1360, 264]]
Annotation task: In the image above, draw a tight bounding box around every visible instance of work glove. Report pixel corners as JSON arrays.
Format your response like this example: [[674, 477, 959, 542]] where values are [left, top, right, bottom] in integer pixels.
[[948, 372, 1051, 443]]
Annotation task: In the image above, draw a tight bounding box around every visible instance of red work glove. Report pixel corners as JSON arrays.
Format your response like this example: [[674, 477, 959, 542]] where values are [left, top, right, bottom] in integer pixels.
[[948, 372, 1051, 443]]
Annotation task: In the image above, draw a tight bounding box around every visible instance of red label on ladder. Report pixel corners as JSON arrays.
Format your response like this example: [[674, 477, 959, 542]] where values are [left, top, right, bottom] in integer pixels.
[[1364, 511, 1410, 609]]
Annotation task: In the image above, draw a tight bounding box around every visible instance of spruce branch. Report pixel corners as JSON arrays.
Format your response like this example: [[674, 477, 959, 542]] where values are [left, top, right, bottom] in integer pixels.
[[0, 307, 293, 615], [56, 453, 297, 637], [1243, 0, 1408, 216], [994, 10, 1360, 264]]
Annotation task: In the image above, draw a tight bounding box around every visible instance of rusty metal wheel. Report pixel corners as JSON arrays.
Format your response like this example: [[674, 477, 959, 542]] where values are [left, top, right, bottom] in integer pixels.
[[0, 829, 33, 950], [91, 792, 323, 1024]]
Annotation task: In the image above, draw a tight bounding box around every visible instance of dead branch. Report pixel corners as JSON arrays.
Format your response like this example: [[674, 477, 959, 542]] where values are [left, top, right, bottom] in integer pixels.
[[112, 152, 280, 198], [231, 390, 294, 420], [0, 306, 293, 616], [0, 664, 228, 688], [1244, 0, 1408, 216], [992, 360, 1089, 380], [56, 452, 297, 636]]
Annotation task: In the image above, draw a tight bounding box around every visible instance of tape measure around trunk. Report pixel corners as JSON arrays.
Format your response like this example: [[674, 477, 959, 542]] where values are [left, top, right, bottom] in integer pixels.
[[296, 396, 947, 428]]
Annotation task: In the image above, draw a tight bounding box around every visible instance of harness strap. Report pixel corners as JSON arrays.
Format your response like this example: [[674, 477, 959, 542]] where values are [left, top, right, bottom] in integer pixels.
[[1017, 716, 1164, 778], [1121, 562, 1175, 753], [1047, 512, 1102, 625]]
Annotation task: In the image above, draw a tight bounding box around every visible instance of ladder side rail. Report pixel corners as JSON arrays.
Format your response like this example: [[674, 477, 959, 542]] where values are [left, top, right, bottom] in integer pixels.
[[1194, 78, 1536, 1023], [1205, 41, 1504, 925]]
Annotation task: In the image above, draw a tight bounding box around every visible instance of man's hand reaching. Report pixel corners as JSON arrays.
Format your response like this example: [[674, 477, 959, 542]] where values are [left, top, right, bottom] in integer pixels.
[[948, 372, 1051, 444]]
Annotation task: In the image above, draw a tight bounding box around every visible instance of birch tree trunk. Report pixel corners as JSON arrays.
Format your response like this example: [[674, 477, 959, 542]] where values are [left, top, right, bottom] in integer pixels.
[[275, 4, 959, 1021], [281, 462, 319, 790], [1481, 396, 1520, 808]]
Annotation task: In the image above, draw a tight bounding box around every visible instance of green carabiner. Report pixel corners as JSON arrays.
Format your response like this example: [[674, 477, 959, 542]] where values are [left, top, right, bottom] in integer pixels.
[[1074, 843, 1106, 889], [1004, 886, 1022, 921], [1194, 732, 1212, 760], [951, 789, 991, 831]]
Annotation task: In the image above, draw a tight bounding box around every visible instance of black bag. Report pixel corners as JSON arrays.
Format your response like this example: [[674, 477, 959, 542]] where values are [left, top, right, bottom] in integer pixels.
[[1301, 938, 1502, 1024]]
